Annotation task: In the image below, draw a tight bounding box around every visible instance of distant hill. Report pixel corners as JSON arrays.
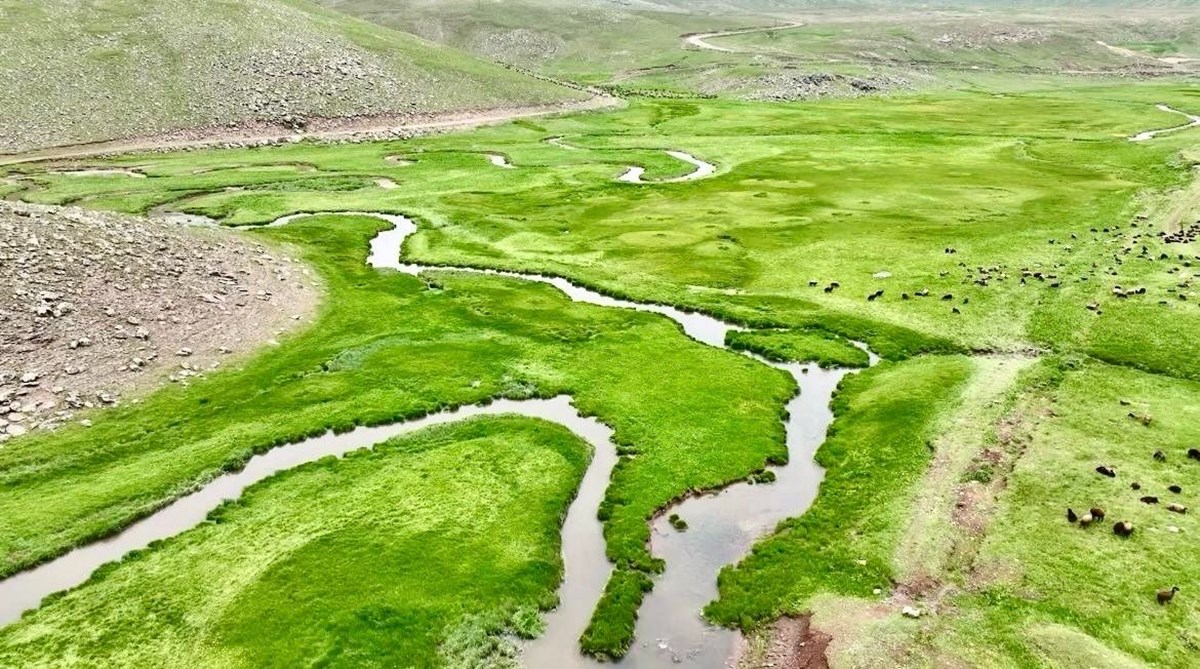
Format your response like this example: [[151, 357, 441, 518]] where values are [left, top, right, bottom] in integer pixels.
[[316, 0, 753, 81], [316, 0, 1200, 92], [0, 0, 585, 154]]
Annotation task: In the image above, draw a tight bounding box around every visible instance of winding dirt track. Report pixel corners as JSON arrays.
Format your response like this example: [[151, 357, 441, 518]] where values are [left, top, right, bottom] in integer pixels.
[[683, 22, 805, 53], [0, 96, 621, 167]]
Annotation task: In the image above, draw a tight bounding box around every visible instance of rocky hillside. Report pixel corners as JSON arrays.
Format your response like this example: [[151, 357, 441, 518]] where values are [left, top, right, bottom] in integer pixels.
[[0, 202, 317, 440], [0, 0, 585, 154]]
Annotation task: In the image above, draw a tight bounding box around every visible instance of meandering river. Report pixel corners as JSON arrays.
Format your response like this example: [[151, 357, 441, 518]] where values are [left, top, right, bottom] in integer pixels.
[[0, 211, 874, 669]]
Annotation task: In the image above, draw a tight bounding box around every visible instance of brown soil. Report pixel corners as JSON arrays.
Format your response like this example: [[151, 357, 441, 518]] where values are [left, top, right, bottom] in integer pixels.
[[736, 616, 831, 669]]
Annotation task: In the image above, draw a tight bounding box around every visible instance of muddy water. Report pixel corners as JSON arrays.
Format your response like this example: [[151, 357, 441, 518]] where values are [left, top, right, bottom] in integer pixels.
[[487, 153, 517, 169], [1, 210, 872, 669], [262, 213, 871, 667], [623, 361, 859, 667], [618, 150, 716, 184], [49, 168, 146, 178], [0, 397, 618, 628], [1130, 104, 1200, 141], [546, 136, 581, 150]]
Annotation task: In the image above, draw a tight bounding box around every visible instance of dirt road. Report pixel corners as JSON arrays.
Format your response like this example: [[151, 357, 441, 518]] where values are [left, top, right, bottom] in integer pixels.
[[0, 96, 621, 167], [683, 23, 805, 53]]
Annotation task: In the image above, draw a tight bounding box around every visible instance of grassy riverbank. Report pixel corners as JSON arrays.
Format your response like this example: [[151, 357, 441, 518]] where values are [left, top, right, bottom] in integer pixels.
[[0, 213, 791, 659], [706, 355, 974, 625], [0, 417, 589, 667], [763, 358, 1200, 668]]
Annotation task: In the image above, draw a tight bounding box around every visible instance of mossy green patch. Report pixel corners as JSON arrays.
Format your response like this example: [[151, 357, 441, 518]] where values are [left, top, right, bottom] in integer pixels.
[[0, 417, 585, 667], [726, 328, 870, 368]]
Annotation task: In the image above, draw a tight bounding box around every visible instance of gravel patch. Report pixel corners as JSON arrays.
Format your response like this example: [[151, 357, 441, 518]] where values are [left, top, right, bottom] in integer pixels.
[[0, 201, 319, 441]]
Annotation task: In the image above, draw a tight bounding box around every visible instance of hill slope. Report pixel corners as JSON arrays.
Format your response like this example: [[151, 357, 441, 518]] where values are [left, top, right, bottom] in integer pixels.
[[0, 0, 585, 154]]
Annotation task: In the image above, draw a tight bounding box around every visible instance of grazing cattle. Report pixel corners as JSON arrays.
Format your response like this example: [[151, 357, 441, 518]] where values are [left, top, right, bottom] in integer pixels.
[[809, 280, 819, 287], [1154, 450, 1167, 462], [942, 293, 953, 301], [1079, 512, 1094, 528], [1169, 484, 1182, 494], [1141, 496, 1159, 504], [1168, 503, 1187, 514], [1131, 481, 1142, 490], [1067, 508, 1078, 523], [824, 285, 834, 293], [1096, 465, 1117, 478], [951, 307, 961, 315], [1113, 521, 1135, 537], [1158, 586, 1179, 605], [1188, 448, 1200, 460], [1090, 507, 1106, 521]]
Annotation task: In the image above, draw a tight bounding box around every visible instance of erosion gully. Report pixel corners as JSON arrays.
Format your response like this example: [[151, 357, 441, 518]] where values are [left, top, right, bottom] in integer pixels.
[[0, 212, 876, 668]]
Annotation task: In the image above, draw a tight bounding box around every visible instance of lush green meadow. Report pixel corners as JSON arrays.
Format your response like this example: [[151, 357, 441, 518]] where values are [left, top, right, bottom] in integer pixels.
[[13, 85, 1200, 361], [4, 78, 1200, 665], [726, 328, 871, 367], [0, 417, 589, 667], [931, 360, 1200, 667], [0, 212, 795, 649]]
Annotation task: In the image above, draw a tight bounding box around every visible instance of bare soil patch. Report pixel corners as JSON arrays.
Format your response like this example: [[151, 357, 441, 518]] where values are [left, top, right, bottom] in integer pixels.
[[736, 616, 831, 669], [0, 202, 318, 441]]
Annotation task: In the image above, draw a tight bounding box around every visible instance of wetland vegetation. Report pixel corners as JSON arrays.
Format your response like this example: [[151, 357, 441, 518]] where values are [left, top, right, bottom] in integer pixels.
[[3, 4, 1200, 666]]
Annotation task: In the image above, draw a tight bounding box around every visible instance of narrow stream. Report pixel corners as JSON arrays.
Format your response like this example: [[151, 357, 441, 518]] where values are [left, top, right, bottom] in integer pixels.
[[0, 397, 618, 627], [47, 168, 147, 178], [1130, 104, 1200, 141], [486, 153, 517, 169], [279, 212, 873, 667], [618, 150, 716, 184], [0, 210, 873, 669]]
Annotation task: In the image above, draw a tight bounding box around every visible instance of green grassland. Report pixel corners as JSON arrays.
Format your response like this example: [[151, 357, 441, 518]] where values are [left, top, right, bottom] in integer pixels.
[[5, 76, 1200, 664], [13, 85, 1200, 363], [0, 212, 796, 649], [314, 2, 1200, 101], [0, 0, 582, 153], [726, 328, 871, 367], [928, 359, 1200, 667], [809, 358, 1200, 668], [707, 355, 974, 625], [0, 416, 590, 668]]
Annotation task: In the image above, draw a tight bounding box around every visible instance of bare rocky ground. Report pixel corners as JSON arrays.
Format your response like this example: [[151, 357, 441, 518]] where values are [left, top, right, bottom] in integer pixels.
[[735, 616, 831, 669], [736, 71, 914, 102], [0, 201, 319, 442]]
